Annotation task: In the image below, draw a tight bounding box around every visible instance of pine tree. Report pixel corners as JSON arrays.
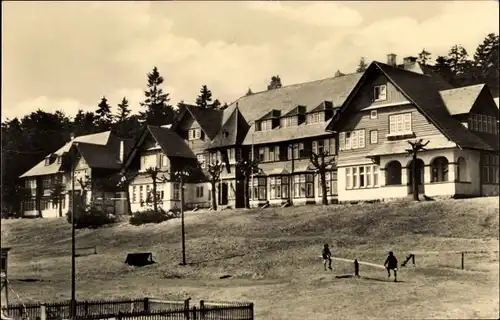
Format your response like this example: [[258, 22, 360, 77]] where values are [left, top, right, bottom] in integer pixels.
[[95, 96, 113, 130], [434, 56, 456, 87], [356, 57, 368, 73], [139, 66, 176, 126], [474, 33, 499, 94], [116, 97, 131, 123], [212, 99, 221, 109], [196, 85, 213, 108], [448, 45, 469, 76], [267, 75, 282, 90], [245, 88, 253, 96], [417, 49, 432, 65]]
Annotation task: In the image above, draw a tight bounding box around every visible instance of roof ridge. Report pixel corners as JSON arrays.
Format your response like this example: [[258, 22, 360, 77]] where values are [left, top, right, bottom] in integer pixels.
[[231, 71, 362, 106]]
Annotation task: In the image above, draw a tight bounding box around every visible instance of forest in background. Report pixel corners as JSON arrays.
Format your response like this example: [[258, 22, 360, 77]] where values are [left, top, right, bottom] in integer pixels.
[[2, 33, 498, 215]]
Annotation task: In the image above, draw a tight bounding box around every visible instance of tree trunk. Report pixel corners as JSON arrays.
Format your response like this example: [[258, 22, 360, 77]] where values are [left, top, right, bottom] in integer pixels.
[[211, 181, 217, 211], [126, 186, 132, 215], [412, 155, 419, 201], [59, 195, 63, 217], [320, 170, 328, 205], [243, 176, 249, 209], [152, 179, 158, 212]]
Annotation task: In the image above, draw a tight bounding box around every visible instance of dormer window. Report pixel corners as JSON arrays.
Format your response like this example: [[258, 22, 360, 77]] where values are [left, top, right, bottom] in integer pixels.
[[256, 120, 272, 132], [306, 112, 325, 124], [56, 156, 62, 164], [188, 128, 203, 140], [374, 85, 387, 101], [280, 116, 298, 128]]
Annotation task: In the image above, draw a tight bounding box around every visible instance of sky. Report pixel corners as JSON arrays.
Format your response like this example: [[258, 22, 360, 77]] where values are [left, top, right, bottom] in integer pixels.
[[1, 1, 499, 121]]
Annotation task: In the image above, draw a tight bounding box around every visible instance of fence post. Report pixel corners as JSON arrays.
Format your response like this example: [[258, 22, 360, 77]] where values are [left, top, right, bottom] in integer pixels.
[[199, 300, 205, 320], [84, 301, 88, 316], [93, 246, 97, 255], [40, 304, 46, 320], [461, 252, 465, 270], [144, 297, 150, 312], [192, 306, 197, 320], [411, 254, 415, 266], [250, 302, 254, 320], [184, 298, 190, 320], [354, 259, 359, 277]]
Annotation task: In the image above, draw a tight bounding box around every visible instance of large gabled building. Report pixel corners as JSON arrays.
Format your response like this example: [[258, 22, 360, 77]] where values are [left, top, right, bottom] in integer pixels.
[[19, 131, 133, 218]]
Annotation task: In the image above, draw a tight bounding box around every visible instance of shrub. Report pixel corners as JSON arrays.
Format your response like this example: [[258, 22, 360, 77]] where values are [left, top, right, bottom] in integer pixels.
[[67, 206, 117, 229], [129, 209, 171, 226]]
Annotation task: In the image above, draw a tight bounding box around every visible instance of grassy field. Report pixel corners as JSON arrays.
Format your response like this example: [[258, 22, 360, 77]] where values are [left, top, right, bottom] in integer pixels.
[[1, 197, 499, 319]]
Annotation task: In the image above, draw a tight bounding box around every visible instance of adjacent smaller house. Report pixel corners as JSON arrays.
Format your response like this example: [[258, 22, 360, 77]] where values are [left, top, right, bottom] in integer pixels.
[[19, 131, 133, 218], [122, 125, 204, 213]]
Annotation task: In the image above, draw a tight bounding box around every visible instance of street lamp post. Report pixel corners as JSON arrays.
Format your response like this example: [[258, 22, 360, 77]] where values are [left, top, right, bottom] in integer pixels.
[[176, 169, 190, 266], [70, 142, 78, 319]]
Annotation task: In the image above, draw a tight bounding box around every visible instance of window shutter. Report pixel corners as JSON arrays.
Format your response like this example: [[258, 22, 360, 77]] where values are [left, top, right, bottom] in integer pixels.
[[351, 131, 358, 149], [358, 130, 365, 148], [312, 141, 317, 154], [379, 85, 387, 100], [403, 113, 412, 132], [329, 138, 336, 154], [339, 132, 345, 151]]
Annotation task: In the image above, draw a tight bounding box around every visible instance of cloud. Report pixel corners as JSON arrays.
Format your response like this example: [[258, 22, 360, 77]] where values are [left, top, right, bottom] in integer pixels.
[[246, 1, 363, 27]]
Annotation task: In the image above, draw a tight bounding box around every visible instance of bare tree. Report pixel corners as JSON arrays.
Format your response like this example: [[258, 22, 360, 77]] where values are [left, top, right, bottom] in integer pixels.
[[145, 167, 169, 212], [117, 171, 139, 215], [406, 139, 429, 201], [204, 160, 225, 210], [237, 158, 261, 208], [49, 182, 65, 218], [309, 150, 336, 205], [76, 174, 92, 207]]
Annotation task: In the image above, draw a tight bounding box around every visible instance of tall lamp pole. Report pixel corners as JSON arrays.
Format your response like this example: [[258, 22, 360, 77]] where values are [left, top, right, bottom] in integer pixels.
[[70, 142, 78, 319], [176, 169, 189, 266]]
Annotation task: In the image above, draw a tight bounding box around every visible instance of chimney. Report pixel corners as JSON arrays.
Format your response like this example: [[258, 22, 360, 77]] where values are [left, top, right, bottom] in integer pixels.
[[403, 56, 418, 68], [119, 140, 124, 163], [387, 53, 397, 66], [70, 133, 75, 141]]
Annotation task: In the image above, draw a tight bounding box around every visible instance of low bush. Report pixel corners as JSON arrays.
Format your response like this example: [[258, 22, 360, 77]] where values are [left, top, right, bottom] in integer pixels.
[[67, 206, 117, 229], [129, 209, 172, 226]]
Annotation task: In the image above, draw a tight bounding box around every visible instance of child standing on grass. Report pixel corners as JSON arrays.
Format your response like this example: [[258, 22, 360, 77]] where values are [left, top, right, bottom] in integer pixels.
[[322, 244, 332, 271], [384, 251, 398, 282]]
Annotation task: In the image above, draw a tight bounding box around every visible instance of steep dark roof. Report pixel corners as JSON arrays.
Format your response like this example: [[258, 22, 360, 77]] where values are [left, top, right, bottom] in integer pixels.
[[182, 104, 224, 139], [147, 126, 196, 159], [327, 61, 494, 151], [76, 142, 122, 169], [209, 107, 250, 148], [308, 101, 334, 113]]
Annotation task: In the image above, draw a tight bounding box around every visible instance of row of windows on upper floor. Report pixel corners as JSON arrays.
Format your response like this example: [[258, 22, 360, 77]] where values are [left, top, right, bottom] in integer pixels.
[[463, 114, 498, 134]]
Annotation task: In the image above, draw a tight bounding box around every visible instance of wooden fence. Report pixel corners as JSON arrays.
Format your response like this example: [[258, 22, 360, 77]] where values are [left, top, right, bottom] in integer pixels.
[[2, 298, 254, 320]]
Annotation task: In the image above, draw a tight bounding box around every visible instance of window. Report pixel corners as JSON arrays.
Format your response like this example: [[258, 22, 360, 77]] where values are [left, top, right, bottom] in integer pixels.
[[281, 116, 297, 128], [274, 146, 280, 161], [339, 130, 365, 151], [288, 143, 306, 160], [161, 155, 168, 167], [389, 113, 412, 135], [370, 110, 378, 119], [487, 116, 492, 133], [196, 186, 204, 198], [318, 171, 337, 196], [132, 186, 137, 203], [307, 112, 325, 124], [156, 184, 164, 201], [345, 165, 380, 189], [41, 199, 50, 210], [197, 154, 205, 168], [258, 147, 265, 162], [139, 185, 144, 204], [430, 157, 449, 182], [374, 85, 387, 101], [257, 120, 272, 131], [228, 148, 236, 163], [22, 200, 36, 211], [293, 174, 314, 198], [57, 156, 62, 164], [188, 128, 202, 140], [271, 176, 290, 199], [482, 153, 499, 184], [370, 130, 378, 144], [173, 183, 180, 200], [252, 177, 267, 200], [473, 114, 478, 131]]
